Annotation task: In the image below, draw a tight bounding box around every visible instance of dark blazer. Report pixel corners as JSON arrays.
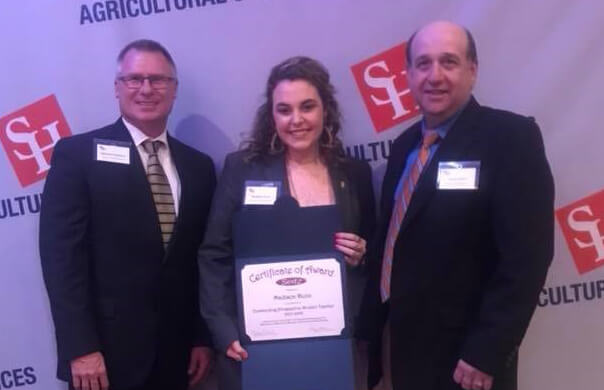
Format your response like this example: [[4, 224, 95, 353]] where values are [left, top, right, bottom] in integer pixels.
[[358, 97, 554, 390], [39, 119, 216, 389], [198, 150, 375, 389]]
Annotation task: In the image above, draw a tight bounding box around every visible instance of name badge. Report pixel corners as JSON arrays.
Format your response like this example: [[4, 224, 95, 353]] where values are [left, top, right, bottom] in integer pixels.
[[244, 180, 281, 205], [437, 161, 480, 190], [94, 138, 131, 165]]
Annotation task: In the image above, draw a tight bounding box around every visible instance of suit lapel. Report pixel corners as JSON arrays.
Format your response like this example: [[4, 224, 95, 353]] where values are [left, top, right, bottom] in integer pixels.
[[329, 161, 354, 232], [108, 119, 165, 254], [166, 135, 191, 257], [262, 154, 290, 197], [107, 119, 156, 208], [330, 163, 348, 203], [399, 97, 483, 233], [168, 135, 186, 216]]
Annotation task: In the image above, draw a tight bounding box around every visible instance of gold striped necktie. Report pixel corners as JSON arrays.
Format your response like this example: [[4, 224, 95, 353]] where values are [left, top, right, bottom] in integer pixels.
[[380, 131, 440, 302], [142, 140, 176, 248]]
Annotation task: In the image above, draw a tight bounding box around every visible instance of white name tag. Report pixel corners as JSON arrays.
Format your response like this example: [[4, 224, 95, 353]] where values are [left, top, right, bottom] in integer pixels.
[[244, 181, 280, 205], [96, 143, 130, 165], [437, 161, 480, 190]]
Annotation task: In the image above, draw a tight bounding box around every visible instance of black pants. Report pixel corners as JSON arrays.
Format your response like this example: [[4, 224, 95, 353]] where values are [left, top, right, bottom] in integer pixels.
[[68, 351, 189, 390]]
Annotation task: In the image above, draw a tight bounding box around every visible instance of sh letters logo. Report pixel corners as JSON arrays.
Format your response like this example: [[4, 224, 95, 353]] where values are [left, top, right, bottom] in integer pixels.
[[556, 188, 604, 274], [351, 42, 420, 133], [0, 95, 71, 187]]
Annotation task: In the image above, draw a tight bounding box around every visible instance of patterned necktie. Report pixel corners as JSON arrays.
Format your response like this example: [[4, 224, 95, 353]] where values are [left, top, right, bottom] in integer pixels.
[[142, 140, 176, 248], [380, 131, 440, 302]]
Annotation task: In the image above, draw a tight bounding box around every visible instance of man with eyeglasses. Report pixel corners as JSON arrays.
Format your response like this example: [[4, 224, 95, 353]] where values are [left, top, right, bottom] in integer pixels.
[[40, 39, 216, 390]]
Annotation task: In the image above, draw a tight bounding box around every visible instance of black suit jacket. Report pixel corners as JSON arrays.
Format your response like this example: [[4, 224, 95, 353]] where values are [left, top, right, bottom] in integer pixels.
[[359, 97, 554, 390], [199, 150, 375, 352], [39, 119, 216, 388]]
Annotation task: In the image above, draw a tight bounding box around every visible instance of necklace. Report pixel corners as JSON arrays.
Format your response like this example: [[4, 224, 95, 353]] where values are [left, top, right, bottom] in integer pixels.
[[285, 157, 335, 206]]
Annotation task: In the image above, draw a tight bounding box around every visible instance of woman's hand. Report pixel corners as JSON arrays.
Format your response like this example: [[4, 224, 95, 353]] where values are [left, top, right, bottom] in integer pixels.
[[226, 340, 248, 362], [334, 232, 366, 267]]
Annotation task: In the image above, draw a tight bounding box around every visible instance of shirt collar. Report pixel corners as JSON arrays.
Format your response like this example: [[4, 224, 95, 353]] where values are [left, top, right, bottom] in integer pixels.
[[421, 98, 470, 139], [122, 117, 169, 147]]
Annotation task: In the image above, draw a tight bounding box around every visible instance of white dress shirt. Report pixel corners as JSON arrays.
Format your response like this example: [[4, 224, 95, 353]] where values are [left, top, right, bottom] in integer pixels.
[[122, 118, 181, 215]]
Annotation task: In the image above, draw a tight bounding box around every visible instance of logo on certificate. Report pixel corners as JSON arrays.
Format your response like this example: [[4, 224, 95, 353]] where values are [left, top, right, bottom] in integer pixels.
[[556, 188, 604, 274], [0, 95, 72, 187], [350, 42, 421, 133]]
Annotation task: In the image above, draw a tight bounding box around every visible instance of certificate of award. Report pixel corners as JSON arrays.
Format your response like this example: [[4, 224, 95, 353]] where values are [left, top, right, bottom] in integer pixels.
[[240, 257, 345, 342]]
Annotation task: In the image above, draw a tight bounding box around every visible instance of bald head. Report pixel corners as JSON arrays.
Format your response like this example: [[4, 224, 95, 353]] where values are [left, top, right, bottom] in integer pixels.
[[406, 21, 477, 66], [405, 21, 478, 128]]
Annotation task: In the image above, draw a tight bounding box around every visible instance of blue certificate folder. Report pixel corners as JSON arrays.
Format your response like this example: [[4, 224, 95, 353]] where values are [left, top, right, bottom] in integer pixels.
[[233, 198, 355, 390]]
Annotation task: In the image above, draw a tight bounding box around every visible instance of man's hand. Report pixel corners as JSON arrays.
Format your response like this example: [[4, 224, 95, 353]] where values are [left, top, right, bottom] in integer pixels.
[[70, 351, 109, 390], [453, 359, 493, 390], [188, 346, 213, 387], [226, 340, 248, 362]]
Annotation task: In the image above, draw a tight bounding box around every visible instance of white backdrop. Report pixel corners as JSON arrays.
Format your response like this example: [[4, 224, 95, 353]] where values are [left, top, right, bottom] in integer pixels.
[[1, 0, 603, 389]]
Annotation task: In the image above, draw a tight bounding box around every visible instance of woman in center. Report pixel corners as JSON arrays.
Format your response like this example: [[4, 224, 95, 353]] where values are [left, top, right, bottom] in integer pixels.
[[198, 56, 375, 390]]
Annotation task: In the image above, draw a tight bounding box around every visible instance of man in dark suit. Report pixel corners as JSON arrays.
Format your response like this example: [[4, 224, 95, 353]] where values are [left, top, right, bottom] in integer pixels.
[[40, 40, 216, 390], [359, 21, 554, 390]]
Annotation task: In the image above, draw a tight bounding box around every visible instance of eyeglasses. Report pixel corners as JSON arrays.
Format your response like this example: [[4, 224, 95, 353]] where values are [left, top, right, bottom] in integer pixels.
[[117, 75, 176, 89]]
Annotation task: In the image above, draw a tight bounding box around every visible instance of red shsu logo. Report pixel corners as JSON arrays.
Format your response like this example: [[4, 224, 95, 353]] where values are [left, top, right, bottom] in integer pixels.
[[0, 95, 71, 187], [351, 42, 421, 133], [556, 188, 604, 274]]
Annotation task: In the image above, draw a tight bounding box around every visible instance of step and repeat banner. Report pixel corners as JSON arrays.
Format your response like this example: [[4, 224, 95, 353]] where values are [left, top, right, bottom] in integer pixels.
[[1, 0, 603, 389]]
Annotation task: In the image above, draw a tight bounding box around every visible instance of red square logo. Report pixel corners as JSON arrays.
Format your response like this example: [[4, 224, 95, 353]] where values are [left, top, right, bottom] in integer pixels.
[[556, 188, 604, 274], [351, 42, 421, 133], [0, 95, 72, 187]]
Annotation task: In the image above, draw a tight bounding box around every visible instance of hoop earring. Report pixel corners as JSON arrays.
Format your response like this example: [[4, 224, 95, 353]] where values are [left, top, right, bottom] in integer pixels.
[[321, 125, 334, 148], [270, 132, 284, 153]]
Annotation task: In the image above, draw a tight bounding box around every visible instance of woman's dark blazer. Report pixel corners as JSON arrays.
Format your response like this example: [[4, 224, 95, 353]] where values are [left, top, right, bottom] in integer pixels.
[[198, 150, 376, 355]]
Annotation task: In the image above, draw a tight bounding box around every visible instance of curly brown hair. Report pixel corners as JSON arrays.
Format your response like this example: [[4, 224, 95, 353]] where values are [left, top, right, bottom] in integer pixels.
[[242, 56, 344, 162]]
